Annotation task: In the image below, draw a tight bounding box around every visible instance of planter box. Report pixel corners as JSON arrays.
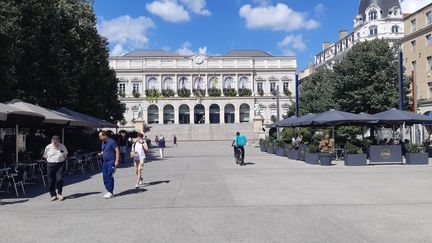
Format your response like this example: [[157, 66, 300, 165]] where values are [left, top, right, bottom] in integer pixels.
[[344, 154, 367, 166], [369, 145, 402, 164], [260, 145, 267, 152], [287, 150, 299, 160], [298, 144, 307, 161], [267, 146, 275, 154], [406, 153, 429, 165], [276, 147, 286, 156], [319, 153, 333, 166], [305, 152, 319, 164]]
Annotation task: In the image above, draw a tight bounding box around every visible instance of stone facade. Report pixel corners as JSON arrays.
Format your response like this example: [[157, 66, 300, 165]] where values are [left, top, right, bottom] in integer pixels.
[[109, 50, 296, 129]]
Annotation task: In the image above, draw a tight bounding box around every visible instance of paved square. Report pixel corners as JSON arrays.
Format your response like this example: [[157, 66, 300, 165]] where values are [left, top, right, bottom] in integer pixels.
[[1, 141, 432, 242]]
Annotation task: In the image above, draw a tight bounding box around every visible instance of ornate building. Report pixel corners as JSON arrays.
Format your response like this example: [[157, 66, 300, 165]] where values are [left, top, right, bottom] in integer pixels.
[[314, 0, 404, 69], [109, 50, 296, 129]]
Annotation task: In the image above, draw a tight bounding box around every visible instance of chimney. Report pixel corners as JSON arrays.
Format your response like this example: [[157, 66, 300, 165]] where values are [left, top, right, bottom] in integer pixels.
[[339, 30, 349, 40], [322, 42, 332, 50]]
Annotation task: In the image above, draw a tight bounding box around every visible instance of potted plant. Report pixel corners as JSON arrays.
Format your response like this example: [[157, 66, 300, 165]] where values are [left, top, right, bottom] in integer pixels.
[[161, 89, 175, 97], [305, 144, 320, 164], [266, 139, 275, 154], [319, 135, 334, 166], [132, 91, 141, 98], [344, 142, 367, 166], [223, 88, 237, 97], [118, 91, 126, 98], [271, 89, 277, 96], [257, 89, 264, 96], [259, 139, 267, 152], [405, 144, 429, 165], [283, 89, 292, 97], [275, 139, 286, 156], [286, 143, 299, 160], [208, 88, 222, 97], [238, 88, 252, 97], [178, 88, 191, 97]]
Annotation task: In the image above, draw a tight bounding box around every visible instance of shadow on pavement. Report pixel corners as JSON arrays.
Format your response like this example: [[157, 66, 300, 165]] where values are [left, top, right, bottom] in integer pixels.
[[142, 180, 170, 187], [65, 191, 101, 200], [116, 188, 147, 197], [0, 199, 29, 206]]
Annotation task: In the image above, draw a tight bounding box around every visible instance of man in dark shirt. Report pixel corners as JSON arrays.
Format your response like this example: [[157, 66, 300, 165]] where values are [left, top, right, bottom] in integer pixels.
[[118, 132, 127, 163], [99, 131, 120, 199]]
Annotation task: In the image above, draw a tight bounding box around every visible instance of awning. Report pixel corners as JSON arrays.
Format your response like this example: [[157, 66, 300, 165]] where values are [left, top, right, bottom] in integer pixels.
[[56, 107, 117, 128]]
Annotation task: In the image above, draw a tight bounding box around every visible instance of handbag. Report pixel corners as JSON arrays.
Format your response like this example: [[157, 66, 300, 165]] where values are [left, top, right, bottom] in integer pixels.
[[130, 143, 136, 158]]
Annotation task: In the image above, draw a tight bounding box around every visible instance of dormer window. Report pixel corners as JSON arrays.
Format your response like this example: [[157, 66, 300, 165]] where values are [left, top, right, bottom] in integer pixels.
[[369, 26, 378, 36], [369, 10, 378, 21], [391, 25, 399, 33]]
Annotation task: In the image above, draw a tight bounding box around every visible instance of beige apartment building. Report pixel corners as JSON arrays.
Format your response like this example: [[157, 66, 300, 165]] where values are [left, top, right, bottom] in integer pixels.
[[402, 3, 432, 115]]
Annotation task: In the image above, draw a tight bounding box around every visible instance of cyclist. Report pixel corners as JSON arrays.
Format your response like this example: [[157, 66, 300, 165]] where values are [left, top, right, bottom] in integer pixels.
[[231, 132, 246, 165]]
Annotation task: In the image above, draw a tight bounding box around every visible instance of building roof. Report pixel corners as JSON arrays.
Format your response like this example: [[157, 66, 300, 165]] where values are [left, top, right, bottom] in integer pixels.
[[123, 50, 181, 57], [222, 50, 273, 57], [357, 0, 401, 20]]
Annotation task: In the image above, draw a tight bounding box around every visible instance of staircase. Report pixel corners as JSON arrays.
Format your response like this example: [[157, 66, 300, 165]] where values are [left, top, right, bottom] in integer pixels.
[[144, 123, 259, 142]]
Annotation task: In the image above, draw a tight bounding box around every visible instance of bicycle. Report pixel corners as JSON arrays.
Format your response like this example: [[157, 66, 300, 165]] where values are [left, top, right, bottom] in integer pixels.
[[234, 146, 244, 166]]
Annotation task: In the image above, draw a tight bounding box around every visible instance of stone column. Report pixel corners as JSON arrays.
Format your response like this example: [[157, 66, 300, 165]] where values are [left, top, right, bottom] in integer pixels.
[[235, 108, 240, 123], [221, 75, 225, 97], [190, 106, 195, 124], [174, 74, 178, 97], [158, 105, 164, 125], [204, 74, 209, 97], [189, 75, 194, 98], [235, 74, 239, 92], [143, 75, 147, 97], [220, 107, 225, 124], [174, 106, 179, 124], [205, 105, 210, 124]]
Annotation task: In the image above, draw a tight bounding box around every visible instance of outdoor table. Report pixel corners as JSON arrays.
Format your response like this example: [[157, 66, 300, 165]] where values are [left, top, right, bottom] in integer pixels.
[[369, 145, 403, 164], [16, 162, 38, 184]]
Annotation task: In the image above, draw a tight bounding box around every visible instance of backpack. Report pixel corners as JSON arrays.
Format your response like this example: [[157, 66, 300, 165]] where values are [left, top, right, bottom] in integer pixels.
[[236, 135, 247, 146]]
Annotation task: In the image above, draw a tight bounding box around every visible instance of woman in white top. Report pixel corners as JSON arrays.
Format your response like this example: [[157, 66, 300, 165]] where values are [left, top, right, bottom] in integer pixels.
[[43, 135, 68, 201], [132, 133, 148, 188]]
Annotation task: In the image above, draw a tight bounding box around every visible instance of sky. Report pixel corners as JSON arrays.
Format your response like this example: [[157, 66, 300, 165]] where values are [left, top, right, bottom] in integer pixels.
[[94, 0, 431, 70]]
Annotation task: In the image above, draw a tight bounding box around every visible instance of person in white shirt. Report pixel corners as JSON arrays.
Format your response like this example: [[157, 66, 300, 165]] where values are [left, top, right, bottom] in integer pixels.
[[131, 133, 148, 188], [43, 135, 68, 201]]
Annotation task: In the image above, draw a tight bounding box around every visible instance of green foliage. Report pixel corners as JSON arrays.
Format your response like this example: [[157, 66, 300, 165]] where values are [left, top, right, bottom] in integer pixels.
[[178, 88, 191, 97], [307, 144, 320, 153], [406, 143, 421, 153], [145, 89, 162, 101], [208, 88, 221, 97], [258, 90, 264, 96], [238, 88, 252, 97], [223, 88, 237, 97], [276, 139, 285, 148], [119, 118, 127, 126], [132, 91, 140, 98], [334, 126, 363, 147], [283, 89, 292, 97], [345, 142, 363, 154], [118, 91, 125, 98], [299, 68, 335, 114], [162, 89, 175, 97], [261, 137, 273, 146], [193, 89, 205, 97], [0, 0, 124, 122], [271, 89, 277, 96]]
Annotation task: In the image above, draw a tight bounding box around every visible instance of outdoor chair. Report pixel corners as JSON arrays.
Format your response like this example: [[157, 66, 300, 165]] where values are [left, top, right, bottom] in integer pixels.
[[0, 168, 26, 197], [68, 156, 85, 175]]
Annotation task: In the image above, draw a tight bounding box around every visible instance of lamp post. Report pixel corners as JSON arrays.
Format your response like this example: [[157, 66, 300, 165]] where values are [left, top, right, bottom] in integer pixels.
[[276, 84, 280, 139]]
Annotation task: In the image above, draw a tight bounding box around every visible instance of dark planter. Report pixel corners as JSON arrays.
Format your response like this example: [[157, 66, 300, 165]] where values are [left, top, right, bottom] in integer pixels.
[[344, 154, 367, 166], [260, 145, 267, 152], [287, 150, 299, 160], [319, 153, 333, 166], [305, 152, 319, 164], [298, 144, 307, 161], [406, 153, 429, 165], [276, 147, 286, 156], [267, 146, 275, 154]]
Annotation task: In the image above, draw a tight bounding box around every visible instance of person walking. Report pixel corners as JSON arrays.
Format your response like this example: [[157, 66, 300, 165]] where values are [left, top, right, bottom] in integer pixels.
[[43, 135, 68, 201], [159, 136, 166, 159], [118, 132, 127, 164], [99, 131, 120, 199], [173, 135, 178, 146], [155, 136, 159, 146], [131, 133, 148, 188]]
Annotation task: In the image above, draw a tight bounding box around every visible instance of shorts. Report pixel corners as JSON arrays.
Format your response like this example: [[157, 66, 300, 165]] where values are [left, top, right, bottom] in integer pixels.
[[134, 157, 145, 167]]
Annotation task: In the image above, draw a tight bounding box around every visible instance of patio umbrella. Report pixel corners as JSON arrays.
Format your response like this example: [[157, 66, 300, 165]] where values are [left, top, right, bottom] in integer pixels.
[[311, 109, 378, 126], [372, 108, 432, 126], [292, 113, 318, 127], [272, 116, 299, 128], [56, 107, 117, 128]]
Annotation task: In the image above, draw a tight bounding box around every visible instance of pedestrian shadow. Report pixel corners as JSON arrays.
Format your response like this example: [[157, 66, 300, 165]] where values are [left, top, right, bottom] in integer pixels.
[[243, 162, 255, 166], [65, 191, 101, 200], [142, 180, 170, 187], [0, 199, 29, 206], [115, 188, 147, 197]]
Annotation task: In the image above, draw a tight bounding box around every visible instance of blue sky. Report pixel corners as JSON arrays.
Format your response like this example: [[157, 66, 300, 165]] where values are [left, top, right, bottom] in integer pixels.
[[94, 0, 429, 70]]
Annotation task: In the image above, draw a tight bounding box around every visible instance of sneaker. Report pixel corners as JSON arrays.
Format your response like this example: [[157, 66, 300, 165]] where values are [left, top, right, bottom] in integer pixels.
[[57, 195, 65, 201], [135, 184, 140, 189], [103, 192, 113, 199], [50, 196, 57, 201], [139, 178, 144, 185]]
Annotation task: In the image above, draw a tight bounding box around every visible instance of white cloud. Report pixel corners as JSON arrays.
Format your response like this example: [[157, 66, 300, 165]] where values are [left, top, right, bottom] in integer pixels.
[[278, 34, 306, 55], [180, 0, 211, 16], [146, 0, 190, 23], [400, 0, 430, 13], [176, 41, 207, 55], [314, 3, 325, 16], [239, 3, 319, 32], [98, 15, 155, 55], [252, 0, 272, 6]]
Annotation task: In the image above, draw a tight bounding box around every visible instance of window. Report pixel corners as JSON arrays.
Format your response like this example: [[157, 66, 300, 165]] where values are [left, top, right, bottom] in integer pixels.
[[132, 83, 139, 93], [369, 26, 378, 36], [118, 83, 125, 93], [412, 61, 417, 72], [239, 104, 250, 123], [148, 77, 159, 90], [391, 25, 399, 33], [257, 82, 263, 91], [427, 34, 432, 46], [411, 40, 416, 51], [283, 82, 289, 91], [270, 82, 276, 91], [369, 10, 378, 21], [427, 11, 432, 25], [428, 56, 432, 71], [411, 19, 417, 32], [429, 84, 432, 99]]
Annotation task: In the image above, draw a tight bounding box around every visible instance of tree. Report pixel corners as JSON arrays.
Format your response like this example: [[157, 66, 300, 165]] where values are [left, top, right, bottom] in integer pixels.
[[0, 0, 124, 122], [299, 68, 335, 115]]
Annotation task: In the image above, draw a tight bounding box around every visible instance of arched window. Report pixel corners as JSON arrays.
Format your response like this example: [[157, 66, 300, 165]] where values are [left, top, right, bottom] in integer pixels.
[[239, 104, 250, 123], [163, 105, 174, 124], [391, 25, 399, 33], [178, 76, 189, 89], [209, 104, 220, 124], [369, 26, 378, 36], [208, 76, 219, 89], [369, 10, 378, 21], [179, 105, 190, 124], [238, 77, 249, 89], [148, 77, 159, 90], [194, 104, 205, 124], [163, 77, 174, 90], [224, 104, 235, 124], [147, 105, 159, 124], [194, 77, 205, 90], [224, 77, 235, 89]]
